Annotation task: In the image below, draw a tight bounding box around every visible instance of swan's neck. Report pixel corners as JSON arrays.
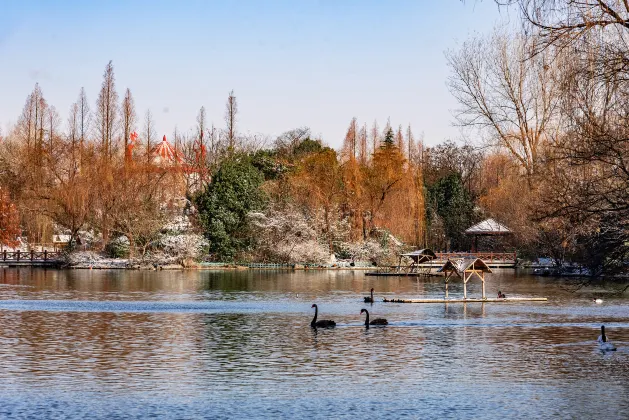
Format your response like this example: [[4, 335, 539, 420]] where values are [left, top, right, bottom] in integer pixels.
[[311, 306, 318, 326], [364, 310, 370, 326], [601, 327, 607, 342]]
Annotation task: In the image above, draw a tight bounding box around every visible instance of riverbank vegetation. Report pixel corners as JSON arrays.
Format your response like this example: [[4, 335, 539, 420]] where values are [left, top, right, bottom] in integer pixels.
[[0, 1, 627, 275]]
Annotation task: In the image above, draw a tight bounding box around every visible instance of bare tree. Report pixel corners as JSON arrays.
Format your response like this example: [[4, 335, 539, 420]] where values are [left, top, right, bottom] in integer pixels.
[[274, 127, 311, 158], [17, 84, 41, 150], [17, 84, 47, 169], [446, 29, 560, 181], [196, 106, 207, 142], [370, 120, 379, 157], [77, 87, 90, 149], [358, 123, 368, 165], [95, 61, 119, 160], [406, 124, 415, 163], [46, 105, 60, 155], [395, 124, 405, 155], [67, 102, 80, 177], [121, 88, 137, 163], [143, 109, 156, 165], [224, 90, 238, 151], [503, 1, 629, 57], [343, 117, 358, 160], [36, 95, 47, 165]]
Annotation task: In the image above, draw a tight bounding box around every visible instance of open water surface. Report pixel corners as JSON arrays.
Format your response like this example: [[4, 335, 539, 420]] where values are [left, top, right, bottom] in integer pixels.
[[0, 268, 628, 419]]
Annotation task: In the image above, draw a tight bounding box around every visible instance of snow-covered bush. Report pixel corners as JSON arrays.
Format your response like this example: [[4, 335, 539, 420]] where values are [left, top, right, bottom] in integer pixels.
[[162, 214, 193, 234], [158, 233, 209, 261], [248, 207, 330, 264], [105, 236, 130, 258], [339, 234, 404, 266]]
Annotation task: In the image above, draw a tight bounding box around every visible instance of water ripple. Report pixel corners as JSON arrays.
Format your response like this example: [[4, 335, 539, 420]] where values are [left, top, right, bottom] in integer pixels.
[[0, 268, 627, 419]]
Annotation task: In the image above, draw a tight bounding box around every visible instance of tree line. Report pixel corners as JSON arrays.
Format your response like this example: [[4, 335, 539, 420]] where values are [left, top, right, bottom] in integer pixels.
[[0, 57, 492, 264], [1, 0, 627, 274]]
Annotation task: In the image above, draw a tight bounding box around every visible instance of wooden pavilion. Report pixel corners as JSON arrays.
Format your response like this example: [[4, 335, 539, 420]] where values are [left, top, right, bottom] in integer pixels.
[[465, 218, 511, 252], [398, 249, 437, 274], [437, 257, 492, 299]]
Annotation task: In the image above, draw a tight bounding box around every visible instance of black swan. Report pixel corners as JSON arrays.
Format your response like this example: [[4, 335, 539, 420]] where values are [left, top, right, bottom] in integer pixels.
[[360, 308, 388, 326], [598, 325, 617, 352], [364, 288, 374, 303], [311, 304, 336, 328]]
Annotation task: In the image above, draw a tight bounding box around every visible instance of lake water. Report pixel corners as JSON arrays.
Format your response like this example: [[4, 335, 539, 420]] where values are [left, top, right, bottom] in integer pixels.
[[0, 268, 627, 419]]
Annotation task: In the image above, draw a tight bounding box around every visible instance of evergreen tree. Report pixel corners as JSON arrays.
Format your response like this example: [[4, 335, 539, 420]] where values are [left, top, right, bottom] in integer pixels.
[[194, 155, 267, 260], [427, 173, 474, 250], [382, 127, 395, 148]]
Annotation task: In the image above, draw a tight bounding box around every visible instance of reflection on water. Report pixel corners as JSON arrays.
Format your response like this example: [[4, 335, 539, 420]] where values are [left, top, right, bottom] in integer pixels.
[[0, 267, 628, 419]]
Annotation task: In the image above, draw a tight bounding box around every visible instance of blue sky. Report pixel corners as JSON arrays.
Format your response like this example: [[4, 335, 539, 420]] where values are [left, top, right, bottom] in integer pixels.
[[0, 1, 515, 148]]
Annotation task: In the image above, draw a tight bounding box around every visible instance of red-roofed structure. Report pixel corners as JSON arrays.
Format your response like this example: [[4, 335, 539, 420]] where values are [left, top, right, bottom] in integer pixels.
[[153, 135, 183, 165]]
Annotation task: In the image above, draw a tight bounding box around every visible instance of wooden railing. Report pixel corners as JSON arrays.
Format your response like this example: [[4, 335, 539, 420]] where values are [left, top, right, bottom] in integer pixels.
[[434, 252, 517, 262], [1, 250, 63, 262]]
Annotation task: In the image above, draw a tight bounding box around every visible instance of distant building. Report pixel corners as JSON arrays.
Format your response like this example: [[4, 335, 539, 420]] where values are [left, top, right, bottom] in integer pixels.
[[52, 234, 71, 250], [465, 218, 512, 252]]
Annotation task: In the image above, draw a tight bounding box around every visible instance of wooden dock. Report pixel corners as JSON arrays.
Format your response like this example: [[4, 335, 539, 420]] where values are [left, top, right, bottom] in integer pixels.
[[382, 297, 547, 303]]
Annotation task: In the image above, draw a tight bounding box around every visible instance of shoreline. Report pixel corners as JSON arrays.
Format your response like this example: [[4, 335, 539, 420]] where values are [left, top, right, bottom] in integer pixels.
[[64, 263, 376, 271]]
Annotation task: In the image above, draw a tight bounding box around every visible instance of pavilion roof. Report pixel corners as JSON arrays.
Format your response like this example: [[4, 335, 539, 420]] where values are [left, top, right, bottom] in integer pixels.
[[465, 218, 511, 235], [153, 135, 183, 165], [437, 257, 492, 274], [400, 248, 436, 263]]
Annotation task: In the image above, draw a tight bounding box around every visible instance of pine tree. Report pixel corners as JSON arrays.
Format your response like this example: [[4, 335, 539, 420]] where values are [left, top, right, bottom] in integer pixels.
[[382, 127, 395, 148]]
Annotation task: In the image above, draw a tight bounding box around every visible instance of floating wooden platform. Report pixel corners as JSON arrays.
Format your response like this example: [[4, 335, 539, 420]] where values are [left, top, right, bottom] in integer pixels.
[[382, 297, 547, 303]]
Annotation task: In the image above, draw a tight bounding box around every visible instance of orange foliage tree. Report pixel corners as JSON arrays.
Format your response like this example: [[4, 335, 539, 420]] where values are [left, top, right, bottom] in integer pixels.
[[0, 186, 21, 248], [340, 122, 426, 246], [289, 147, 344, 251]]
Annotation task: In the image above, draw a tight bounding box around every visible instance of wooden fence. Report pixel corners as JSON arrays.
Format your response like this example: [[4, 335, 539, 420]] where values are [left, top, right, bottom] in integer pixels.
[[433, 252, 517, 263], [1, 250, 63, 262]]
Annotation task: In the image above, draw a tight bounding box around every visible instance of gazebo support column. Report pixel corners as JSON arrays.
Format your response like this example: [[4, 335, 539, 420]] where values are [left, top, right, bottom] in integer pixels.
[[481, 271, 485, 299], [463, 271, 469, 299], [443, 270, 455, 298]]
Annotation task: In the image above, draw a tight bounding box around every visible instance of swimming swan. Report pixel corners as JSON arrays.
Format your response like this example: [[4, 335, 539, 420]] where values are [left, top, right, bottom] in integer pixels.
[[360, 308, 388, 327], [597, 325, 617, 352], [310, 304, 336, 328]]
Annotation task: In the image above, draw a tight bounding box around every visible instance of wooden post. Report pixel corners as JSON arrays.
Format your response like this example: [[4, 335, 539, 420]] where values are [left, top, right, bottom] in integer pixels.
[[445, 277, 449, 298], [16, 250, 20, 261], [30, 250, 34, 261], [44, 250, 48, 261], [481, 271, 486, 299], [2, 250, 5, 261], [463, 271, 468, 299]]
